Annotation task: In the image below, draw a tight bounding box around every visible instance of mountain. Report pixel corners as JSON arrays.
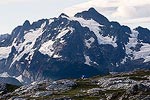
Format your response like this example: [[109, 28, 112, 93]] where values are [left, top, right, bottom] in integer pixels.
[[0, 77, 22, 86], [0, 7, 150, 84]]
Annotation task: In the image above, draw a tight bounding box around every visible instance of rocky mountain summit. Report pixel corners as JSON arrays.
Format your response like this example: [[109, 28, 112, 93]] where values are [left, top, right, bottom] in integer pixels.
[[0, 7, 150, 84], [0, 69, 150, 100]]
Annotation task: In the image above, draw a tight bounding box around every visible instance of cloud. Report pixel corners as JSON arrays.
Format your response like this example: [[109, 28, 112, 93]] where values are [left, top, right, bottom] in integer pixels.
[[122, 17, 150, 24], [112, 6, 138, 18], [64, 0, 150, 28], [0, 0, 36, 5]]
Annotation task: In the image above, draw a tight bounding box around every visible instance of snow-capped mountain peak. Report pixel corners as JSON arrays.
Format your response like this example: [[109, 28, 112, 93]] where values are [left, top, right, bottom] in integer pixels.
[[0, 8, 149, 84], [74, 7, 110, 26]]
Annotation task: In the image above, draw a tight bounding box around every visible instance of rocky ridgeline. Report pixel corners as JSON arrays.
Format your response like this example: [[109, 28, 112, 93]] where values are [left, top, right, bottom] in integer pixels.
[[0, 70, 150, 100], [0, 8, 150, 83]]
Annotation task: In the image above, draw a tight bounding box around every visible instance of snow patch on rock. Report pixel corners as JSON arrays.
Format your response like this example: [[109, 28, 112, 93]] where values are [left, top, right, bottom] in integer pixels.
[[84, 55, 92, 66], [16, 75, 24, 83], [73, 17, 117, 47], [56, 29, 70, 39], [10, 22, 47, 67], [0, 72, 10, 78], [134, 43, 150, 62], [85, 37, 95, 49], [125, 30, 139, 56], [39, 40, 55, 57], [39, 27, 74, 58], [0, 46, 11, 60], [123, 30, 139, 63], [124, 30, 150, 63]]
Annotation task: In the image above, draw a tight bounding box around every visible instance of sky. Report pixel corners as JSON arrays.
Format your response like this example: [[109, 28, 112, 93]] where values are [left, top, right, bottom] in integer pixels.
[[0, 0, 150, 34]]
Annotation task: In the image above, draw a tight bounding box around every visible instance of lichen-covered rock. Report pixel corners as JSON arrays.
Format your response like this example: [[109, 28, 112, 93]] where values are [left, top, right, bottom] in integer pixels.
[[0, 70, 149, 100], [97, 77, 136, 89], [32, 91, 52, 97], [46, 79, 76, 92], [8, 97, 26, 100], [127, 83, 150, 95]]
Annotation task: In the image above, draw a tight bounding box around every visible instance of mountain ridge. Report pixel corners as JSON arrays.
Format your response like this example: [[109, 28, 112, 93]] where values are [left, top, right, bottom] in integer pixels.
[[1, 69, 150, 100], [0, 8, 150, 84]]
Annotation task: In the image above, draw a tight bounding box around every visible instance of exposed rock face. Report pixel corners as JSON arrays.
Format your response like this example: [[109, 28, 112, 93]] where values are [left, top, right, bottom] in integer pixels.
[[97, 77, 136, 90], [0, 70, 149, 100], [0, 77, 22, 86], [0, 83, 6, 91], [127, 83, 150, 95], [0, 8, 150, 84]]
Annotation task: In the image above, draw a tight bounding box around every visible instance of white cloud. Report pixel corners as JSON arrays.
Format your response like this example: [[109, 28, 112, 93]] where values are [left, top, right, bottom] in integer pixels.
[[64, 0, 150, 28], [122, 17, 150, 24], [0, 0, 36, 5], [112, 6, 138, 18]]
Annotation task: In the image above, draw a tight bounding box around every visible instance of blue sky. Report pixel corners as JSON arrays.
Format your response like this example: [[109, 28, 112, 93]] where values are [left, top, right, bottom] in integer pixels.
[[0, 0, 150, 34]]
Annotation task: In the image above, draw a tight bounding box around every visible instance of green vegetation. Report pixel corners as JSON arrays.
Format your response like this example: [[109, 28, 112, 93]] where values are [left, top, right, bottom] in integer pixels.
[[110, 70, 150, 78], [129, 76, 148, 81], [0, 69, 149, 100], [25, 78, 126, 100]]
